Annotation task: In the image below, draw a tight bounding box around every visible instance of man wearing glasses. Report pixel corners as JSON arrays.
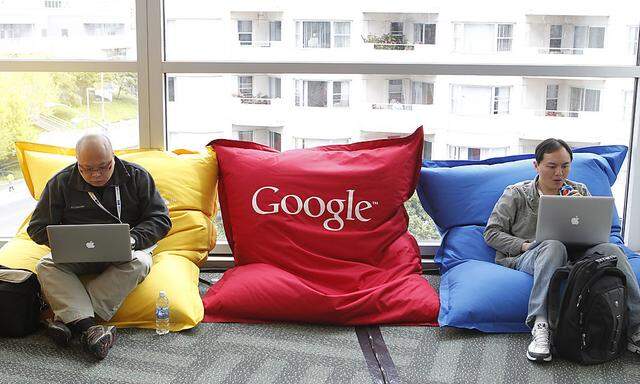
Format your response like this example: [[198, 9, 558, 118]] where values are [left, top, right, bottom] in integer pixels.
[[27, 134, 171, 360]]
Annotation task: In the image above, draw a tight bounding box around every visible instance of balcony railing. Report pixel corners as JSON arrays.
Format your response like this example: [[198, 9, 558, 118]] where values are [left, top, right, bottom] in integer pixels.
[[363, 34, 415, 50], [371, 103, 414, 111], [532, 109, 599, 118], [537, 47, 587, 55], [240, 97, 271, 105], [238, 40, 272, 48]]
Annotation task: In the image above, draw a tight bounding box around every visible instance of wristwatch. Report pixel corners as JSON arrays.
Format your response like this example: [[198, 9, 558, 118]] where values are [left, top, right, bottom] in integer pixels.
[[130, 236, 136, 250]]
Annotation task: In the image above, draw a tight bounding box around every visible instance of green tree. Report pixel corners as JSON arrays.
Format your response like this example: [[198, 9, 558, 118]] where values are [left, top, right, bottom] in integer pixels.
[[52, 72, 99, 107], [405, 192, 441, 241], [0, 73, 54, 162], [105, 73, 137, 99]]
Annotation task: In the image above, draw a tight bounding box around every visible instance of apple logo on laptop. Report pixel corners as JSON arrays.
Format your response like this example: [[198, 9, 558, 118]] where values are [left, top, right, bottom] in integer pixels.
[[571, 216, 580, 226], [85, 241, 95, 249]]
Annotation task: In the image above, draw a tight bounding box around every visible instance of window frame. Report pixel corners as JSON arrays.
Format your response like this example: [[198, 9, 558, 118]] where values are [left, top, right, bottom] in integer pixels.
[[414, 23, 436, 45], [496, 23, 513, 52], [1, 0, 640, 255], [237, 20, 253, 46]]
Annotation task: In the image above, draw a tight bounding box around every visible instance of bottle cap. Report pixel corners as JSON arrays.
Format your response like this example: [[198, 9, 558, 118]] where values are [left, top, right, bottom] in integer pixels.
[[159, 290, 167, 297]]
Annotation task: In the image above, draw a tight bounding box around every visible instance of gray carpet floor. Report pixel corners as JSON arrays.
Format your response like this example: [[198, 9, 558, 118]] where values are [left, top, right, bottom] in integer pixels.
[[0, 274, 639, 384]]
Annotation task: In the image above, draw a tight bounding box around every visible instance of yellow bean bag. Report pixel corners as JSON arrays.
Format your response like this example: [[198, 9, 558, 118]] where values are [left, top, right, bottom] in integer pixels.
[[0, 142, 218, 331]]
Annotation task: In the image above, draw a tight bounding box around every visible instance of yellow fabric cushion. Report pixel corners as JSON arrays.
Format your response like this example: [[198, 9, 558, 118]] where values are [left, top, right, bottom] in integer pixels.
[[2, 142, 219, 331]]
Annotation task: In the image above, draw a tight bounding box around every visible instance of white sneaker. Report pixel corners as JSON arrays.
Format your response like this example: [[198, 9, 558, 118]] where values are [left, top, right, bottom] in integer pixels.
[[527, 323, 552, 362]]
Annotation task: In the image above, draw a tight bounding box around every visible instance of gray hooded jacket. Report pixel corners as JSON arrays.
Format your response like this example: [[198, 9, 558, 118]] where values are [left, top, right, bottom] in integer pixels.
[[483, 176, 590, 268]]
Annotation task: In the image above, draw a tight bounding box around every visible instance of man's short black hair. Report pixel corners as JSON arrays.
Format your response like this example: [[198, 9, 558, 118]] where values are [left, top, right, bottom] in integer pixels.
[[534, 138, 573, 164]]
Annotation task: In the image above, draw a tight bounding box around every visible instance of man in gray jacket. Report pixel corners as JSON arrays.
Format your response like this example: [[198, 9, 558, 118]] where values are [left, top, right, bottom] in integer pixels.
[[27, 134, 171, 360], [484, 138, 640, 363]]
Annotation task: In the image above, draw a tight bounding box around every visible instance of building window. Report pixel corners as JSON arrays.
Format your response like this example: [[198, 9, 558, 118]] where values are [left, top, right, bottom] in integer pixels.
[[295, 80, 349, 108], [333, 22, 350, 48], [61, 28, 68, 37], [296, 21, 351, 48], [295, 80, 327, 107], [269, 131, 282, 151], [497, 24, 513, 52], [299, 21, 330, 48], [423, 140, 433, 160], [295, 138, 349, 149], [414, 23, 436, 45], [549, 25, 562, 53], [573, 26, 605, 53], [103, 47, 127, 58], [238, 130, 253, 142], [84, 23, 124, 36], [447, 145, 509, 160], [390, 22, 404, 39], [167, 77, 175, 102], [269, 77, 281, 98], [630, 26, 639, 55], [269, 21, 281, 42], [454, 23, 513, 53], [238, 20, 252, 46], [569, 87, 601, 117], [451, 85, 511, 115], [44, 1, 63, 8], [493, 86, 510, 114], [238, 76, 253, 98], [333, 81, 349, 107], [545, 84, 559, 115], [411, 81, 434, 105], [388, 79, 404, 104], [0, 24, 33, 39]]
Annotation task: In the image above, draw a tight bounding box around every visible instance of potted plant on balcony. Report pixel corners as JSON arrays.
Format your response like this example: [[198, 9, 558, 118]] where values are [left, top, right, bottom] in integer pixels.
[[365, 33, 414, 51]]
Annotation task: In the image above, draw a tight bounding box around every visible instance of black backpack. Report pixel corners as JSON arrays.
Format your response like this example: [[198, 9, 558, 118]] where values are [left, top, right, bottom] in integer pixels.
[[0, 265, 45, 337], [547, 254, 628, 364]]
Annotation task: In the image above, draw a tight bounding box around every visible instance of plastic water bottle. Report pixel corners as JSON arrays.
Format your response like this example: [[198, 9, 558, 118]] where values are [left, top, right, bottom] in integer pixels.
[[155, 290, 170, 335]]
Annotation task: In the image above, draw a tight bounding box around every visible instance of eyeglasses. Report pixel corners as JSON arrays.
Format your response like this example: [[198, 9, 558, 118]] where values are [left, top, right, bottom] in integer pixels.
[[78, 160, 113, 175]]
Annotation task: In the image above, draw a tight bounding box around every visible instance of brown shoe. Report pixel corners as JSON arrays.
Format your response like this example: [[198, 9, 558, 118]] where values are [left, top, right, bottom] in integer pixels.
[[45, 319, 73, 347], [80, 325, 117, 360]]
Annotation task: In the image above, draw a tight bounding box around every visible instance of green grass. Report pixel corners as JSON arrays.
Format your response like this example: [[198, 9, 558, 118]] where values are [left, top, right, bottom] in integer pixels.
[[50, 96, 138, 128], [83, 96, 138, 123]]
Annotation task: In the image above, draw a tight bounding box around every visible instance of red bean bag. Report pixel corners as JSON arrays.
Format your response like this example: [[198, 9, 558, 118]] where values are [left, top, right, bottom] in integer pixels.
[[202, 127, 439, 325]]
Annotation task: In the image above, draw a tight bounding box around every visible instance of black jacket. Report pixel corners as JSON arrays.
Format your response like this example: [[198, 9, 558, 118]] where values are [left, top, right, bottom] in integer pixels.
[[27, 156, 171, 251]]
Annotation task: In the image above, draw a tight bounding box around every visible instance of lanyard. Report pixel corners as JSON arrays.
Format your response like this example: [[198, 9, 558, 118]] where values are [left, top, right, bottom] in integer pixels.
[[88, 185, 121, 223]]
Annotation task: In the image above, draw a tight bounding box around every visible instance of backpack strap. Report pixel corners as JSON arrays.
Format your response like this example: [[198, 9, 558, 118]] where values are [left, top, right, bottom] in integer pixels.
[[547, 266, 570, 331]]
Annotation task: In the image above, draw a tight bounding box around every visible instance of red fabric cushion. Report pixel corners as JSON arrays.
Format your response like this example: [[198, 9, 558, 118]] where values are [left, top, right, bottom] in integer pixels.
[[202, 127, 439, 325]]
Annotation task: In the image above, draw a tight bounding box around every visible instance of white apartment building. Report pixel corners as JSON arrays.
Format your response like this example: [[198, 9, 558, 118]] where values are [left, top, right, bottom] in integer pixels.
[[0, 0, 135, 59], [162, 2, 639, 165], [0, 1, 638, 228]]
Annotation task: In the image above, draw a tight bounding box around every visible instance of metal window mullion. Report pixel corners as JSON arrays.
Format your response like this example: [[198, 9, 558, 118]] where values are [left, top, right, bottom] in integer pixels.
[[146, 0, 165, 150], [135, 0, 151, 149], [160, 62, 640, 78], [623, 28, 640, 251], [624, 78, 640, 251], [0, 60, 136, 72]]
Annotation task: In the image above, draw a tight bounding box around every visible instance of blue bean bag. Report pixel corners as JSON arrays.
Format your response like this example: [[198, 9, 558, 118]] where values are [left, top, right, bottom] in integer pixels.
[[417, 146, 640, 333]]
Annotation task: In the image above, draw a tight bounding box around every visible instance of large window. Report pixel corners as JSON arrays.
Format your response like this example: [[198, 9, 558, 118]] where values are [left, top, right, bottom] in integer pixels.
[[0, 1, 136, 60], [3, 1, 640, 249], [454, 23, 514, 53], [451, 85, 511, 115], [0, 72, 138, 237], [414, 23, 436, 45], [238, 20, 252, 46]]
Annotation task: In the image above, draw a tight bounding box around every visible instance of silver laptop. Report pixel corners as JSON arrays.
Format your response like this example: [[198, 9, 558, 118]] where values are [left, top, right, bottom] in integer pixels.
[[535, 195, 614, 247], [47, 224, 132, 263]]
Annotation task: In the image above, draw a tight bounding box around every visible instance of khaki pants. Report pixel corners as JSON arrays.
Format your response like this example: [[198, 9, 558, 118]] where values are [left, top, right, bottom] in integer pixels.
[[36, 251, 152, 324]]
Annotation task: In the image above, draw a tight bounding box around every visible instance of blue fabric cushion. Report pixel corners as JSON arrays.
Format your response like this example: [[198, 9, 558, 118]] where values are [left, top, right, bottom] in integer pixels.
[[417, 145, 640, 333]]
